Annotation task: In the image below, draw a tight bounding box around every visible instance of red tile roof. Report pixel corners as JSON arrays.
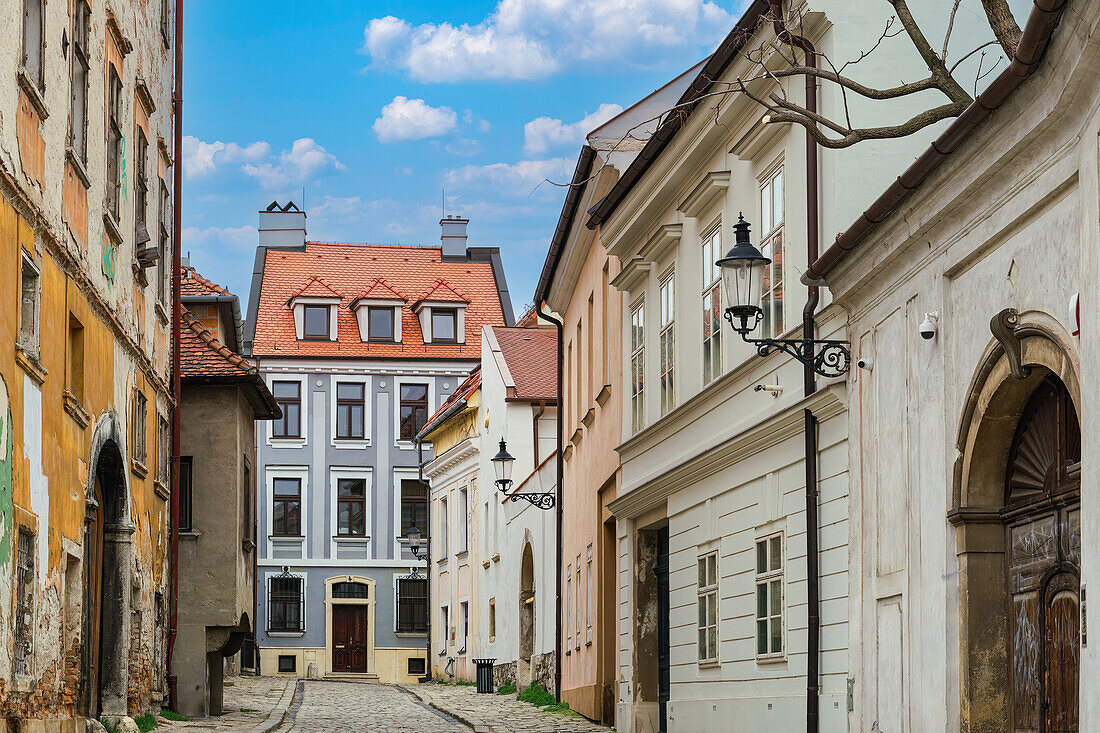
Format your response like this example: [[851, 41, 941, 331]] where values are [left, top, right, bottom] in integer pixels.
[[420, 366, 481, 438], [181, 265, 234, 298], [253, 242, 507, 360], [180, 310, 257, 379], [492, 326, 558, 401], [413, 279, 470, 308], [351, 277, 407, 304], [285, 275, 343, 303]]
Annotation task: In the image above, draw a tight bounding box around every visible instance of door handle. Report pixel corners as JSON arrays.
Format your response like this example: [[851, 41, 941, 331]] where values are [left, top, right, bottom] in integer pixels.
[[335, 644, 345, 648]]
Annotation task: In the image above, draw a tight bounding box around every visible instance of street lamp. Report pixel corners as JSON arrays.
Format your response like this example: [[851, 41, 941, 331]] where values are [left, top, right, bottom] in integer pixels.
[[403, 524, 424, 561], [491, 438, 555, 510], [717, 214, 850, 377]]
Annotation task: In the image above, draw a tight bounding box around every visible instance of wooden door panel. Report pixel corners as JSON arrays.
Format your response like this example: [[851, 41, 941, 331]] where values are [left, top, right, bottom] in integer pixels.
[[332, 605, 368, 673], [1043, 580, 1079, 733]]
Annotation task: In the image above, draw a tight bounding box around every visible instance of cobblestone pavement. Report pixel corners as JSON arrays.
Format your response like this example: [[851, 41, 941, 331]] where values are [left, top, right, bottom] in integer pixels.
[[404, 683, 615, 733], [158, 675, 295, 731], [277, 681, 468, 733]]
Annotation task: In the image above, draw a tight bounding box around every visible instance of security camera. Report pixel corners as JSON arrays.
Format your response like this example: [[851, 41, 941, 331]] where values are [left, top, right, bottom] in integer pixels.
[[919, 312, 939, 340], [856, 357, 874, 371]]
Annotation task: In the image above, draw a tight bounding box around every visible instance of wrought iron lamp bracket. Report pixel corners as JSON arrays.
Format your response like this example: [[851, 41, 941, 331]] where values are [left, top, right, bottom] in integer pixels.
[[724, 308, 851, 378], [508, 491, 556, 510]]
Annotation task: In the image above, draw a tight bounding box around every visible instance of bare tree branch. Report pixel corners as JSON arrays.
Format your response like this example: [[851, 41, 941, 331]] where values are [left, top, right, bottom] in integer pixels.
[[942, 0, 964, 61]]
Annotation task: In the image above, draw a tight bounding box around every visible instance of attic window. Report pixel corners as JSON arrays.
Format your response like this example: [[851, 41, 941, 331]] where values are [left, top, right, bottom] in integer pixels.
[[431, 309, 457, 343], [303, 305, 329, 340], [368, 306, 395, 342]]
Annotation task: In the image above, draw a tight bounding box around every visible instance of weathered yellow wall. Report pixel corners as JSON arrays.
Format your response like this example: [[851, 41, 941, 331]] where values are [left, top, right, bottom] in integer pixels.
[[423, 389, 480, 456]]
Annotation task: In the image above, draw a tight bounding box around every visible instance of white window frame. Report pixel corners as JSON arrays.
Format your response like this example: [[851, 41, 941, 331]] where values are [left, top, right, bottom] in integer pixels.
[[393, 572, 428, 636], [393, 466, 428, 562], [439, 603, 450, 655], [330, 374, 371, 449], [565, 569, 572, 653], [457, 486, 469, 555], [266, 373, 308, 448], [264, 568, 307, 637], [328, 466, 372, 557], [586, 544, 593, 645], [19, 252, 41, 357], [458, 598, 469, 654], [658, 269, 675, 416], [394, 376, 436, 449], [575, 555, 582, 651], [758, 163, 784, 339], [439, 495, 449, 561], [701, 221, 723, 384], [264, 465, 309, 557], [291, 297, 339, 341], [755, 531, 786, 660], [698, 550, 719, 664], [629, 298, 645, 434]]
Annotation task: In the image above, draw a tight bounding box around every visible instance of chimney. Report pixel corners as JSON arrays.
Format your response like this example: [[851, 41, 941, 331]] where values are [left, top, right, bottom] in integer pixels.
[[440, 216, 469, 260], [258, 201, 307, 247]]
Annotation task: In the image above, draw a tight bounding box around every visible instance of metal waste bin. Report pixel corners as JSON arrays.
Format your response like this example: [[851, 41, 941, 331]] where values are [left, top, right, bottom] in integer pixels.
[[473, 658, 496, 693]]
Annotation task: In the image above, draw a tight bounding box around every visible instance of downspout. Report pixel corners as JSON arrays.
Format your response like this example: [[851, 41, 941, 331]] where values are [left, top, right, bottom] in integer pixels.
[[535, 303, 565, 703], [532, 402, 546, 465], [168, 0, 183, 711], [769, 2, 820, 730], [417, 436, 432, 681]]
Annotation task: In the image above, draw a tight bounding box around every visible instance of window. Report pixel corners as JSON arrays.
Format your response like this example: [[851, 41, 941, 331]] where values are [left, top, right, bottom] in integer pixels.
[[586, 545, 593, 644], [587, 294, 595, 398], [601, 262, 610, 386], [396, 577, 428, 633], [439, 497, 449, 559], [14, 528, 34, 676], [439, 605, 449, 654], [457, 488, 468, 553], [336, 478, 366, 536], [278, 655, 296, 673], [575, 556, 582, 650], [400, 479, 428, 536], [160, 0, 171, 44], [630, 300, 645, 433], [106, 68, 123, 221], [242, 460, 253, 549], [69, 0, 91, 161], [701, 224, 723, 384], [399, 383, 429, 440], [134, 128, 149, 253], [759, 167, 784, 338], [488, 598, 496, 643], [407, 657, 426, 676], [755, 533, 784, 657], [131, 390, 148, 467], [157, 416, 170, 485], [269, 576, 303, 632], [332, 582, 368, 599], [658, 271, 675, 415], [431, 308, 457, 343], [19, 254, 40, 354], [68, 315, 84, 403], [271, 381, 301, 438], [335, 382, 365, 439], [178, 457, 193, 532], [158, 181, 170, 304], [272, 478, 302, 536], [367, 306, 395, 341], [302, 305, 330, 340], [22, 0, 44, 91], [698, 552, 719, 663], [566, 569, 572, 651], [459, 601, 469, 652]]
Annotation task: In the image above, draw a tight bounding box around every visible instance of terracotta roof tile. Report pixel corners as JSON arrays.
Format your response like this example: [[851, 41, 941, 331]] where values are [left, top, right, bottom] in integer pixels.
[[413, 279, 470, 308], [285, 275, 343, 303], [253, 242, 506, 360], [493, 326, 558, 401], [420, 367, 481, 437], [180, 310, 256, 379], [181, 265, 234, 299], [351, 277, 407, 304]]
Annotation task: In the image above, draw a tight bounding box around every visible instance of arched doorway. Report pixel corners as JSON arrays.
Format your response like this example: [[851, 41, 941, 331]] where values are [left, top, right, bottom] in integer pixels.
[[519, 543, 535, 666], [1005, 377, 1080, 732], [81, 417, 132, 718], [951, 312, 1081, 733]]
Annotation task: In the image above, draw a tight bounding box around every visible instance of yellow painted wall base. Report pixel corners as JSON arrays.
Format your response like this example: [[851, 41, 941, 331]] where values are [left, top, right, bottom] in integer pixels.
[[259, 646, 429, 685]]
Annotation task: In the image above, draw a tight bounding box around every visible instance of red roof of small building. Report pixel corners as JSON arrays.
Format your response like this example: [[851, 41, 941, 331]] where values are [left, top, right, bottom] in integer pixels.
[[419, 366, 482, 438], [491, 326, 558, 401], [180, 310, 256, 379], [252, 242, 507, 359], [181, 265, 234, 298]]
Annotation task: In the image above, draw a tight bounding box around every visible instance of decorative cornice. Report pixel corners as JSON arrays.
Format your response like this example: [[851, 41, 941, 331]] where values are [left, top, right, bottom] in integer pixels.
[[638, 224, 683, 264], [609, 256, 652, 293], [677, 171, 730, 218], [423, 437, 478, 480]]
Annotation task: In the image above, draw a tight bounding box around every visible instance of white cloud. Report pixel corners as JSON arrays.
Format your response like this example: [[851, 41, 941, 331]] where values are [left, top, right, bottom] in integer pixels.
[[183, 136, 225, 179], [373, 96, 458, 143], [443, 157, 574, 195], [524, 103, 623, 155], [242, 138, 346, 190], [362, 0, 734, 82], [221, 141, 271, 163]]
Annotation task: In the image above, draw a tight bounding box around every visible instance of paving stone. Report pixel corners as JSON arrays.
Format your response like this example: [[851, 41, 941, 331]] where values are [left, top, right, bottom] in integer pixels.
[[404, 683, 615, 733], [158, 675, 294, 732], [280, 681, 468, 733]]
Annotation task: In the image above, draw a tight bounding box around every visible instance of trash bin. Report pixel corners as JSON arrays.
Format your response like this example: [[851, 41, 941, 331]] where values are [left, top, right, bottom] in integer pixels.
[[473, 658, 496, 693]]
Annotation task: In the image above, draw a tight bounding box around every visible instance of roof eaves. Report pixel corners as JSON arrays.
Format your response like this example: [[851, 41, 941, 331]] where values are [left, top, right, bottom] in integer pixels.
[[533, 146, 597, 305]]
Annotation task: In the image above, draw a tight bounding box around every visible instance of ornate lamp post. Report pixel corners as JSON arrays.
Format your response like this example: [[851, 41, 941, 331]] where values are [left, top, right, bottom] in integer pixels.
[[716, 215, 850, 377], [492, 438, 555, 510]]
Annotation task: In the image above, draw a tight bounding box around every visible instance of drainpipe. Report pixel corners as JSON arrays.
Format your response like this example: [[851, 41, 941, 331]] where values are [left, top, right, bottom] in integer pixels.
[[535, 302, 564, 703], [769, 2, 820, 730], [532, 403, 546, 465], [417, 436, 432, 681], [167, 0, 183, 711]]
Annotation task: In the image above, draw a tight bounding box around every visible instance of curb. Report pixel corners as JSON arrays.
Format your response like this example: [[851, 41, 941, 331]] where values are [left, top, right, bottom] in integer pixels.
[[249, 678, 299, 733], [400, 685, 493, 733]]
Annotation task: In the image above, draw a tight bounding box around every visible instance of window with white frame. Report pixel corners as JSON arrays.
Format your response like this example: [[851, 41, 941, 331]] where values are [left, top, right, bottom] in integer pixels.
[[658, 270, 674, 415], [697, 551, 718, 663], [565, 569, 572, 652], [439, 496, 449, 560], [575, 555, 582, 651], [759, 166, 784, 338], [458, 487, 468, 553], [268, 574, 304, 633], [439, 604, 449, 654], [459, 601, 469, 653], [755, 533, 784, 657], [586, 545, 593, 644], [701, 223, 722, 383], [396, 576, 427, 633], [630, 299, 645, 433]]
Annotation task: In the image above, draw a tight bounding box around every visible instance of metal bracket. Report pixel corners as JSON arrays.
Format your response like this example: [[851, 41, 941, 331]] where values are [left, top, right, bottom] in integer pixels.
[[508, 492, 556, 510], [989, 307, 1031, 380]]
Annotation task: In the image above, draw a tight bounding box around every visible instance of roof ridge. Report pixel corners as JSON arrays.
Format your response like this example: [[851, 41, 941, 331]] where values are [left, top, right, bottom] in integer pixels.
[[181, 264, 235, 298], [354, 276, 407, 302], [286, 274, 343, 303], [181, 309, 256, 375], [418, 278, 470, 304]]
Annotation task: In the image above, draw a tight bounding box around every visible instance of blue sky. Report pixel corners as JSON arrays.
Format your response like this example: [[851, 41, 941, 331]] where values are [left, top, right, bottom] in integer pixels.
[[182, 0, 747, 315]]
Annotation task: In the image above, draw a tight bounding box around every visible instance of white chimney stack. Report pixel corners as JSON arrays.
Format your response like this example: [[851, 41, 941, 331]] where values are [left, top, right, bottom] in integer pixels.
[[440, 216, 469, 259], [259, 201, 307, 247]]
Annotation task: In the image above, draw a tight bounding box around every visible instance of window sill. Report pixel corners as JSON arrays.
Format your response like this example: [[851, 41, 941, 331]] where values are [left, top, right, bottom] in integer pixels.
[[65, 147, 91, 188], [179, 530, 200, 540], [102, 211, 123, 245], [491, 553, 500, 563], [15, 346, 47, 386], [482, 560, 491, 569], [12, 674, 36, 694], [131, 459, 149, 479], [395, 632, 427, 639], [154, 479, 170, 501], [581, 408, 595, 429], [132, 260, 150, 287], [269, 437, 307, 449], [270, 535, 305, 543], [62, 391, 90, 429], [16, 69, 48, 119], [595, 384, 612, 407], [333, 438, 371, 450], [570, 427, 583, 446], [267, 631, 305, 638], [698, 660, 721, 669], [755, 655, 787, 665], [154, 300, 169, 325], [395, 439, 417, 450], [333, 536, 370, 544]]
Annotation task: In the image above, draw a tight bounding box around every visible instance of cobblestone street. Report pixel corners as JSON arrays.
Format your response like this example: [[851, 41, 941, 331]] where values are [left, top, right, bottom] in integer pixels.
[[155, 676, 615, 733]]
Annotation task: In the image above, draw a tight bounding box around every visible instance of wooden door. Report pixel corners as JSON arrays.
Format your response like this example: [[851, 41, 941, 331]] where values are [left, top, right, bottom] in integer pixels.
[[332, 605, 368, 673], [1043, 572, 1079, 733]]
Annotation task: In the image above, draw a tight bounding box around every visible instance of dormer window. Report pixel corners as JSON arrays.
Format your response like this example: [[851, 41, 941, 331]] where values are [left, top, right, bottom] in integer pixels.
[[431, 309, 457, 343], [368, 306, 396, 342], [303, 305, 330, 340]]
